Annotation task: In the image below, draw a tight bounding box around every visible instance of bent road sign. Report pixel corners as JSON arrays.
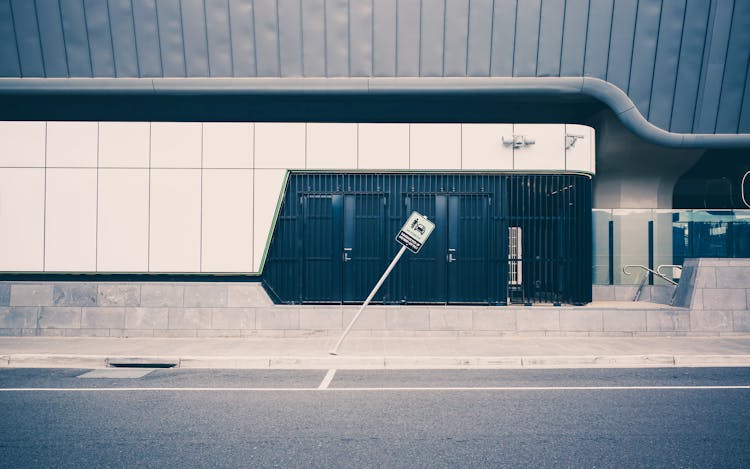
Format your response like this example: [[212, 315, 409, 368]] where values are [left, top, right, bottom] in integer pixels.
[[396, 211, 435, 253]]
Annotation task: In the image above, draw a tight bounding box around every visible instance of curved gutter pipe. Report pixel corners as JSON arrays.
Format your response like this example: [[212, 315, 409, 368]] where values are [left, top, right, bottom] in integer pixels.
[[0, 76, 748, 149]]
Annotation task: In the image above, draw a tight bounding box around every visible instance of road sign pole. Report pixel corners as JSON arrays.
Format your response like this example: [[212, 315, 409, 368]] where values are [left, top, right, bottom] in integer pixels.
[[329, 245, 407, 356]]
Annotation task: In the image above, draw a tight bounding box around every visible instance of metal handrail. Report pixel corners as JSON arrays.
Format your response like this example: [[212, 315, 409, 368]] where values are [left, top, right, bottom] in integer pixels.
[[622, 265, 678, 285], [657, 264, 682, 279]]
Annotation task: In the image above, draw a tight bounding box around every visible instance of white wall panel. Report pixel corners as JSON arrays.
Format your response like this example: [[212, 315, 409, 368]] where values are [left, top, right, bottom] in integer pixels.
[[150, 122, 202, 168], [0, 121, 46, 167], [0, 169, 44, 270], [565, 124, 595, 173], [589, 127, 596, 174], [98, 122, 150, 167], [255, 123, 305, 169], [202, 170, 253, 272], [513, 124, 565, 171], [46, 122, 98, 167], [461, 124, 514, 170], [45, 169, 97, 271], [253, 169, 287, 272], [149, 169, 201, 272], [410, 124, 461, 169], [203, 123, 253, 168], [358, 124, 409, 169], [306, 123, 358, 169], [97, 169, 149, 271]]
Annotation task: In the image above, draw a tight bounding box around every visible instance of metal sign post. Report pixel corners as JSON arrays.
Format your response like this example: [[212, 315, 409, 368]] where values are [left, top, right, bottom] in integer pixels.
[[329, 212, 434, 355]]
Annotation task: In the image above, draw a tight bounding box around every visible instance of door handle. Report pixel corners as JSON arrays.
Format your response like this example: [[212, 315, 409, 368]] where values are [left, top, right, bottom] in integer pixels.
[[446, 253, 457, 263], [343, 248, 352, 262]]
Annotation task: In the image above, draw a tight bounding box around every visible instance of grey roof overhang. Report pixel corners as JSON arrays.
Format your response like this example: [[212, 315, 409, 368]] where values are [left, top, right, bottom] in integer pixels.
[[1, 77, 748, 149]]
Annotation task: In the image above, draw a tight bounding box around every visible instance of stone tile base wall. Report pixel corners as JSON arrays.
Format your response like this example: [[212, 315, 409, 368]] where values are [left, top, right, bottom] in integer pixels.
[[672, 258, 750, 333], [592, 285, 676, 304], [0, 282, 271, 337], [0, 273, 747, 337]]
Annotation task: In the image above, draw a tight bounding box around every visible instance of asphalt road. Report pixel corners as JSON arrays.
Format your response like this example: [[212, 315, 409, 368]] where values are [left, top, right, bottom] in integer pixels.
[[1, 368, 749, 468]]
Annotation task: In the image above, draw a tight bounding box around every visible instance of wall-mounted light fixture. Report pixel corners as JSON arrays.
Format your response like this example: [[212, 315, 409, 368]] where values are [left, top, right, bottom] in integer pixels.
[[565, 134, 584, 149], [502, 135, 535, 149]]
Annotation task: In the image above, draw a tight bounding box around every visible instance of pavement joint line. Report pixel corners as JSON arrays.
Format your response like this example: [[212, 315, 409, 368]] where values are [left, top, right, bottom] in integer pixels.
[[318, 369, 337, 389], [2, 385, 750, 392]]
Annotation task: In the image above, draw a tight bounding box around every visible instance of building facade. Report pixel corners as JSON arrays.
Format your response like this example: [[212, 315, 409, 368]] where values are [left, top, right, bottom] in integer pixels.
[[0, 1, 748, 331]]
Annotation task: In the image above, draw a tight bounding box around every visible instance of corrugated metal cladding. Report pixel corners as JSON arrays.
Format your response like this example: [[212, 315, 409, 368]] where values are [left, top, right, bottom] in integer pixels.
[[1, 1, 749, 134], [263, 173, 591, 305]]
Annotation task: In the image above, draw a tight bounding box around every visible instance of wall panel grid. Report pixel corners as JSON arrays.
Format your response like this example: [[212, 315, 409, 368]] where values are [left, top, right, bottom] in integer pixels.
[[0, 121, 593, 274]]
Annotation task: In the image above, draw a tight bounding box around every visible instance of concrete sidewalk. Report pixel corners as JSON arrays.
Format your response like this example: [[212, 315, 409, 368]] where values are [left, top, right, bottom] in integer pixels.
[[2, 336, 750, 369]]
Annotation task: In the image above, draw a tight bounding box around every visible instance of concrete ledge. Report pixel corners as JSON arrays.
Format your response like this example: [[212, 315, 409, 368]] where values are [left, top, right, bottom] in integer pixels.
[[521, 354, 676, 368], [673, 355, 750, 367], [271, 356, 386, 370], [4, 353, 750, 370], [593, 285, 676, 305], [385, 357, 484, 369], [7, 354, 107, 368], [178, 357, 271, 369], [674, 259, 750, 313]]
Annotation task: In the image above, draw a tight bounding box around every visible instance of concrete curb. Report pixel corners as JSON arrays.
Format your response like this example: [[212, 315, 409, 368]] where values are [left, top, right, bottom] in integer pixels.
[[3, 354, 750, 370]]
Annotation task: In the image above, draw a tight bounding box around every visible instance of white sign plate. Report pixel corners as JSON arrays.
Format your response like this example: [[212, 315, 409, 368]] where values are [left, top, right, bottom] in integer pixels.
[[396, 211, 435, 253]]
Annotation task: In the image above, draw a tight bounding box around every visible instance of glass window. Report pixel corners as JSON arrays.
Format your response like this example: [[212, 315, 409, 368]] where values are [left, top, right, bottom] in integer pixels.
[[594, 209, 750, 285]]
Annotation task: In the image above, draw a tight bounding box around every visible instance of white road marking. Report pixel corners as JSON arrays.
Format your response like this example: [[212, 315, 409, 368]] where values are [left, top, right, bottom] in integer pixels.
[[0, 385, 749, 392], [318, 369, 337, 389], [0, 387, 315, 392], [77, 369, 155, 379], [324, 385, 750, 391]]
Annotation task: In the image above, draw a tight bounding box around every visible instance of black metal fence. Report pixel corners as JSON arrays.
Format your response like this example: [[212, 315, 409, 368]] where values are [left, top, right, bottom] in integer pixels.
[[263, 173, 591, 305]]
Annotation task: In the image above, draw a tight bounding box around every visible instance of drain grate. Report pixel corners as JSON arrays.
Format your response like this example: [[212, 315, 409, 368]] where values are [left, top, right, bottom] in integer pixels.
[[107, 358, 178, 369], [109, 362, 176, 369]]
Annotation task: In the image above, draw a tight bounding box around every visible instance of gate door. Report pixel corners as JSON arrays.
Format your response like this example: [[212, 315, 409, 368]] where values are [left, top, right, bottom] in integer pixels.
[[302, 193, 386, 303], [302, 195, 342, 302], [404, 195, 447, 302], [405, 194, 491, 303], [447, 195, 490, 303], [342, 194, 387, 302]]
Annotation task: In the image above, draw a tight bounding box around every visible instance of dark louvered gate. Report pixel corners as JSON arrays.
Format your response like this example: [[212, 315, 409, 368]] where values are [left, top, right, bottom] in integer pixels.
[[263, 173, 591, 305]]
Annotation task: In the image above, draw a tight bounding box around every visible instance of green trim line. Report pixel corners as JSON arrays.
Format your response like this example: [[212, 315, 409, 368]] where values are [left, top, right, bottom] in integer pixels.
[[255, 170, 290, 276], [1, 77, 749, 148]]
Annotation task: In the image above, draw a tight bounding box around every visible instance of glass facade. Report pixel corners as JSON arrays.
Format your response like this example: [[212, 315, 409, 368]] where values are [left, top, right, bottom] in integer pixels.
[[593, 209, 750, 285]]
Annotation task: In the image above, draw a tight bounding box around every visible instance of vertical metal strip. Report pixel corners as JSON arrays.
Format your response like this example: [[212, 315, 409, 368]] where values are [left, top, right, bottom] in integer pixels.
[[298, 174, 304, 302], [648, 219, 654, 285], [608, 219, 614, 285], [546, 174, 550, 302], [95, 122, 99, 271], [535, 174, 540, 304], [580, 175, 585, 301]]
